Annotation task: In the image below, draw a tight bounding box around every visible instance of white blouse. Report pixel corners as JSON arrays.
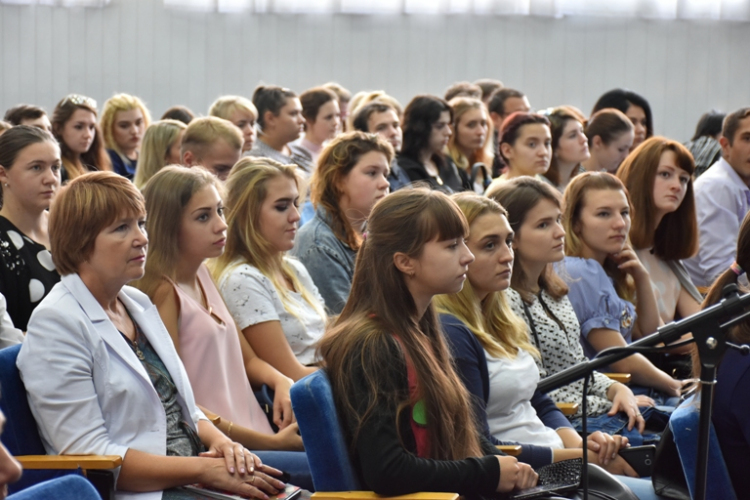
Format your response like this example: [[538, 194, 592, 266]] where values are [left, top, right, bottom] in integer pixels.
[[219, 258, 325, 366], [486, 348, 564, 448]]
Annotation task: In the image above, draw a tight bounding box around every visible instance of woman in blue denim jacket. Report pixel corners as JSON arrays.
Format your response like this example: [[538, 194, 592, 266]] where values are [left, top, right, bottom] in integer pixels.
[[291, 132, 393, 314]]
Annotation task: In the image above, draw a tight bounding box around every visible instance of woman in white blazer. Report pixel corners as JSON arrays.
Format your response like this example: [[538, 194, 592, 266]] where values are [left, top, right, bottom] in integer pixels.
[[17, 172, 286, 500]]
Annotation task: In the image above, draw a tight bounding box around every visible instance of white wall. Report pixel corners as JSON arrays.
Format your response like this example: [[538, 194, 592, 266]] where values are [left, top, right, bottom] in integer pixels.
[[1, 0, 748, 141]]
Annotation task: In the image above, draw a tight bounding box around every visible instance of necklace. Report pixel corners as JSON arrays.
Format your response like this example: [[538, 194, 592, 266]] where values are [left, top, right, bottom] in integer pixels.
[[116, 304, 145, 361]]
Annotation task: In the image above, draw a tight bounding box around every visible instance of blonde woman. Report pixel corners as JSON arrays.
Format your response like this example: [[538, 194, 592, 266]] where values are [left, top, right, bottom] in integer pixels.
[[213, 158, 326, 381], [209, 95, 258, 154], [100, 93, 152, 180], [133, 119, 187, 189], [134, 166, 312, 489], [435, 193, 634, 475], [447, 97, 493, 193]]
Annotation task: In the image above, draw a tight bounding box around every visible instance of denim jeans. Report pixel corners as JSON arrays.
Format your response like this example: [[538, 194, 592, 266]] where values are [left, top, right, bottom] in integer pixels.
[[255, 450, 313, 491], [569, 406, 671, 445], [9, 475, 100, 500]]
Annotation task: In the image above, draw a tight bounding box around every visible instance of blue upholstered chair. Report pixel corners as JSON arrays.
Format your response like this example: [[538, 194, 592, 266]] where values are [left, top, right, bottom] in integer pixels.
[[669, 398, 736, 500], [290, 370, 459, 500], [0, 344, 121, 499]]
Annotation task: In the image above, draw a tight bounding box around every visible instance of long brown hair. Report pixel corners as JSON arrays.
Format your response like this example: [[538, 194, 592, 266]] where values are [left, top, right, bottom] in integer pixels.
[[617, 136, 698, 260], [319, 188, 483, 461], [487, 177, 569, 303], [562, 172, 635, 302], [311, 131, 393, 251], [543, 106, 587, 187], [51, 94, 111, 179], [692, 210, 750, 381]]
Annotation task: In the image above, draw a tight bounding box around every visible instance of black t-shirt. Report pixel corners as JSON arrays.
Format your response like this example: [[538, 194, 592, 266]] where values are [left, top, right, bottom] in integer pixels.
[[0, 216, 60, 331]]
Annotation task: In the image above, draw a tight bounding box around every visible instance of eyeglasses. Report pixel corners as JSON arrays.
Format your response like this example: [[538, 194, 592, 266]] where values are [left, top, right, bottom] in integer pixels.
[[61, 94, 97, 110]]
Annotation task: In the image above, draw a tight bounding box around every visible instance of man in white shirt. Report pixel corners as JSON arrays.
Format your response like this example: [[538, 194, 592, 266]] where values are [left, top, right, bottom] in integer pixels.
[[685, 107, 750, 288]]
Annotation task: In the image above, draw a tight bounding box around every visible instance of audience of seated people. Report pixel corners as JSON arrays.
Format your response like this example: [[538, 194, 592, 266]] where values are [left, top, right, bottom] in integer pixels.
[[135, 166, 313, 489], [2, 82, 749, 499]]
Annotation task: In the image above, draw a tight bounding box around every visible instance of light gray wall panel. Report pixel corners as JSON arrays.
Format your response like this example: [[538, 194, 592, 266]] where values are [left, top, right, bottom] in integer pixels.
[[1, 0, 750, 141]]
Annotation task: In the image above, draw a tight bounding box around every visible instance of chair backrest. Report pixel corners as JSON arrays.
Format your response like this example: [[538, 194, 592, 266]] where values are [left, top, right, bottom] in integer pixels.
[[0, 344, 77, 494], [290, 370, 361, 492], [670, 399, 737, 500]]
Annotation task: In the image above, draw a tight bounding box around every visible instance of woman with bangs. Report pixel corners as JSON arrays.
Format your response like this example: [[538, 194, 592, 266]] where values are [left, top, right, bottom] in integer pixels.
[[435, 192, 636, 474], [51, 94, 112, 181], [19, 172, 286, 499], [446, 97, 493, 193], [291, 132, 392, 314], [214, 157, 326, 382], [487, 178, 648, 443], [541, 106, 589, 192], [320, 188, 538, 496], [101, 93, 152, 180], [617, 137, 702, 375], [134, 166, 312, 489], [561, 172, 684, 405]]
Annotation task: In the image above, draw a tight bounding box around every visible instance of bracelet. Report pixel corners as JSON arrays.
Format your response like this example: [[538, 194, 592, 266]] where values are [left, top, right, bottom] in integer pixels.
[[227, 421, 234, 440]]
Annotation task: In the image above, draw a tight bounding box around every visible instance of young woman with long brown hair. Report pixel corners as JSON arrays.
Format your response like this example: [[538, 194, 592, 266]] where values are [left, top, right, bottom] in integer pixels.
[[617, 137, 702, 374], [51, 94, 111, 181], [319, 188, 537, 496]]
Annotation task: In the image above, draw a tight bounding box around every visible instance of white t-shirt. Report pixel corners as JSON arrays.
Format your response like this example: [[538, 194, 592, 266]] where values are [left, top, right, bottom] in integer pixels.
[[486, 348, 564, 448], [218, 258, 325, 366]]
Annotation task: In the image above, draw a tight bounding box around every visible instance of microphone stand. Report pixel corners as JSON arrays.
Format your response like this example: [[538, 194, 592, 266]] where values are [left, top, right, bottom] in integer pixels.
[[537, 285, 750, 500]]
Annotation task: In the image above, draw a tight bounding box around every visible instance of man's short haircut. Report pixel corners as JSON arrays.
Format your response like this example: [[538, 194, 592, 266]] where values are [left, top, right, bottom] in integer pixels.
[[181, 116, 243, 158], [4, 104, 47, 126], [488, 88, 525, 116], [444, 81, 482, 102], [474, 79, 504, 101], [722, 107, 750, 146], [352, 102, 395, 133], [161, 105, 195, 124], [50, 171, 146, 276]]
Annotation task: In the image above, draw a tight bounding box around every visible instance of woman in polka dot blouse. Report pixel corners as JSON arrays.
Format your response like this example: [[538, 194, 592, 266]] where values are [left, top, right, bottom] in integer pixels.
[[0, 125, 61, 331]]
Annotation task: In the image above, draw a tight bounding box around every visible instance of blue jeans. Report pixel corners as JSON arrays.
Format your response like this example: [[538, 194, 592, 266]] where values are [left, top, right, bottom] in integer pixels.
[[255, 450, 313, 491], [569, 406, 671, 445], [618, 476, 670, 500], [9, 475, 100, 500]]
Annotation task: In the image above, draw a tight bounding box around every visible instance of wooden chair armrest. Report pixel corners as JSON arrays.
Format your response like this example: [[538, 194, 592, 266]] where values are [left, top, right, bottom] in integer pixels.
[[604, 373, 632, 384], [313, 493, 459, 500], [197, 405, 222, 425], [17, 455, 123, 470], [556, 402, 580, 416], [496, 445, 522, 456]]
